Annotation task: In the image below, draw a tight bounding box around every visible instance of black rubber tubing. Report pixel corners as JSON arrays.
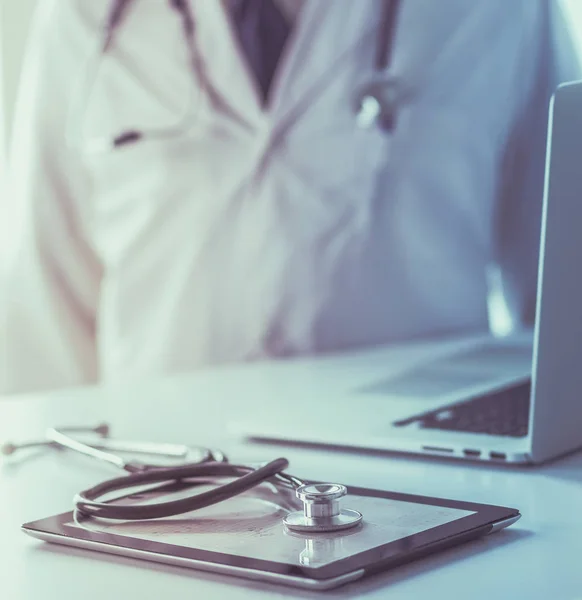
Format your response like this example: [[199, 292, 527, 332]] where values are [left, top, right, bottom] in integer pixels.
[[74, 458, 289, 520]]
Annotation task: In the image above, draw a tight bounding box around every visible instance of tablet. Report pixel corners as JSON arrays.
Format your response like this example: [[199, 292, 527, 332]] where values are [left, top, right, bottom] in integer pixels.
[[22, 481, 520, 591]]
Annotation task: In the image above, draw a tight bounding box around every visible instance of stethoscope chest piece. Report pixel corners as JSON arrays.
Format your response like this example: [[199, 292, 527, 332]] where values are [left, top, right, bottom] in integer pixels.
[[283, 483, 363, 533], [355, 78, 400, 132]]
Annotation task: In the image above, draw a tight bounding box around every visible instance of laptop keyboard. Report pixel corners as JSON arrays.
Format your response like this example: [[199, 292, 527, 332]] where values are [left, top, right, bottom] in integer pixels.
[[393, 380, 531, 438]]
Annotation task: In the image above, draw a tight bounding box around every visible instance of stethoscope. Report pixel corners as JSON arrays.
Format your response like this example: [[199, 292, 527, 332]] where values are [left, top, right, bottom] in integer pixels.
[[2, 424, 363, 534], [69, 0, 403, 152]]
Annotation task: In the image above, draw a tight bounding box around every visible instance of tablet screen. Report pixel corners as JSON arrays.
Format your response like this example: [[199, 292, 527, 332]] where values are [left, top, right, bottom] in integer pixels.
[[66, 484, 476, 568]]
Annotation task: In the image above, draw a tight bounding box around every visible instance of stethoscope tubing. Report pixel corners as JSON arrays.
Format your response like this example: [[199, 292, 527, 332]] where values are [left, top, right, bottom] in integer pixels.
[[376, 0, 402, 71], [5, 426, 293, 521], [74, 457, 290, 520], [74, 0, 403, 151], [4, 427, 343, 525]]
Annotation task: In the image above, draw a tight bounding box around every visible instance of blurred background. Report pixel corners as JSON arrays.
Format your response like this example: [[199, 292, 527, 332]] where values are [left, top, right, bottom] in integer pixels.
[[1, 0, 582, 390]]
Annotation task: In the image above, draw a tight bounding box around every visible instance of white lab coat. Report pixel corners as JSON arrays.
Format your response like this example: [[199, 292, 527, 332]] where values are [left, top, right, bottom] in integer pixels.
[[0, 0, 578, 394]]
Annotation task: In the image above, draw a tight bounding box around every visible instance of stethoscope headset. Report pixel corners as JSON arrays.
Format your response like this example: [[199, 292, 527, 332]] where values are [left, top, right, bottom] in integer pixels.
[[69, 0, 403, 152]]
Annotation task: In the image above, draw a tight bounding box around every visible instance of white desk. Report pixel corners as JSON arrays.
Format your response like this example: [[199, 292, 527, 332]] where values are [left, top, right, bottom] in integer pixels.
[[1, 352, 581, 599]]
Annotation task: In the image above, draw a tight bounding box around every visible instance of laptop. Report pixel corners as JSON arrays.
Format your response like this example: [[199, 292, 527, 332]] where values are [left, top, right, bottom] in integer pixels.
[[234, 81, 582, 465]]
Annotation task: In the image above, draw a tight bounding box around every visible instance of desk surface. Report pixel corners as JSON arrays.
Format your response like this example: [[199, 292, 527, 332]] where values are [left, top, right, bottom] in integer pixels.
[[1, 346, 581, 599]]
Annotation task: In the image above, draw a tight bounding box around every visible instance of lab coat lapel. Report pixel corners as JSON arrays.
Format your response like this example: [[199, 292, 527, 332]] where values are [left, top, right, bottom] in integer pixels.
[[194, 0, 264, 127], [269, 0, 376, 121]]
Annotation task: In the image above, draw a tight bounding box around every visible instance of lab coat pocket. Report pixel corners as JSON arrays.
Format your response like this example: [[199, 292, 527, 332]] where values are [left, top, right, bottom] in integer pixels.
[[318, 119, 393, 206], [81, 80, 214, 211], [293, 115, 392, 202], [351, 123, 393, 183], [82, 124, 219, 269]]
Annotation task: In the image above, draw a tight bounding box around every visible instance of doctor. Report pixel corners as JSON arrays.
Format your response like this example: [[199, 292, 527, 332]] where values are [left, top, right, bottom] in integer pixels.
[[0, 0, 573, 393]]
